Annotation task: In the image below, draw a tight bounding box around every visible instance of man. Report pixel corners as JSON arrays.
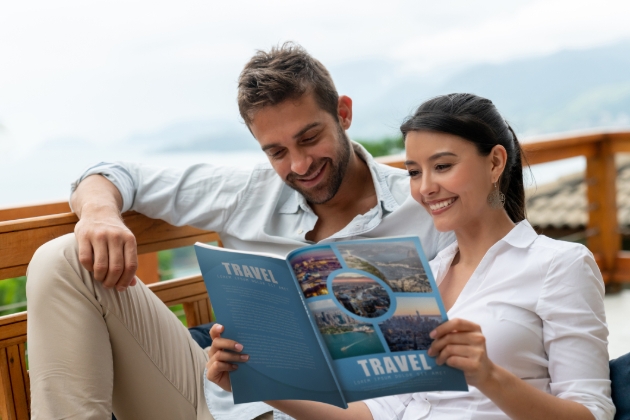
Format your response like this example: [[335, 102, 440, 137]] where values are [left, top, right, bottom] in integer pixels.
[[26, 43, 453, 420]]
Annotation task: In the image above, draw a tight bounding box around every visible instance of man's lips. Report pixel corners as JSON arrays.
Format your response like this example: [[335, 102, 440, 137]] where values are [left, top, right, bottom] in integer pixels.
[[294, 162, 327, 186]]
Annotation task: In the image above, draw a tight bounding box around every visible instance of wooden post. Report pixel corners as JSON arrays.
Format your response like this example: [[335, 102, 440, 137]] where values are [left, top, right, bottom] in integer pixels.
[[586, 135, 620, 287], [136, 252, 160, 284]]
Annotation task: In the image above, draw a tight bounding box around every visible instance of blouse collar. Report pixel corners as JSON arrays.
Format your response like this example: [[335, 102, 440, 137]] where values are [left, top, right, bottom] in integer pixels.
[[431, 219, 539, 284]]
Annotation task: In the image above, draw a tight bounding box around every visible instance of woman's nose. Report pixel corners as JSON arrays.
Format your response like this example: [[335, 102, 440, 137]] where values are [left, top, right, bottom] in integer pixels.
[[419, 173, 438, 197]]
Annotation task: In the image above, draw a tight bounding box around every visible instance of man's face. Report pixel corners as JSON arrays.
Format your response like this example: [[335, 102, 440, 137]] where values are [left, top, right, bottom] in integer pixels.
[[250, 93, 351, 204]]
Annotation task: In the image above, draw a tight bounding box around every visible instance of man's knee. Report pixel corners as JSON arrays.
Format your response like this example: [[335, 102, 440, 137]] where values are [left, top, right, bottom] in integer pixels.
[[26, 233, 82, 301]]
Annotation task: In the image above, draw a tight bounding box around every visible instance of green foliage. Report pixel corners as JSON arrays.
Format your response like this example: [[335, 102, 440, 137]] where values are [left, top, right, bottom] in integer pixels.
[[356, 136, 404, 158], [158, 249, 175, 281], [0, 277, 27, 316]]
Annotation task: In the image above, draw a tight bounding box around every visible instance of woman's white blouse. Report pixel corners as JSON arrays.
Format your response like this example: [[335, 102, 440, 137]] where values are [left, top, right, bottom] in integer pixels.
[[364, 220, 615, 420]]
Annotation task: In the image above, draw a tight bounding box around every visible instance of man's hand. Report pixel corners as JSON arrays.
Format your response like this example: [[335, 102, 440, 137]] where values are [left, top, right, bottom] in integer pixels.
[[72, 175, 138, 291], [206, 324, 249, 392]]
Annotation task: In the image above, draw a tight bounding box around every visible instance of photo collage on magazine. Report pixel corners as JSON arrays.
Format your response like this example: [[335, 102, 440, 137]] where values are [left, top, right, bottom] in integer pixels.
[[289, 239, 443, 361]]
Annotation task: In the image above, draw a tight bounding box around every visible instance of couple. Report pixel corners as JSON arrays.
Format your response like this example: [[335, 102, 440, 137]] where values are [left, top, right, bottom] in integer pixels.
[[26, 43, 614, 419]]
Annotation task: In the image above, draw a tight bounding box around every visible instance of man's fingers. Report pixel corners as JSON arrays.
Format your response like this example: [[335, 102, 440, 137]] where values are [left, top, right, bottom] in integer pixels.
[[103, 235, 125, 288], [116, 238, 138, 291], [91, 235, 109, 282], [77, 236, 95, 272]]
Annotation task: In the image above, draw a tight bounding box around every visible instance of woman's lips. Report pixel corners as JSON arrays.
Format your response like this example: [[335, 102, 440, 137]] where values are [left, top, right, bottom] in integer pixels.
[[426, 197, 457, 214]]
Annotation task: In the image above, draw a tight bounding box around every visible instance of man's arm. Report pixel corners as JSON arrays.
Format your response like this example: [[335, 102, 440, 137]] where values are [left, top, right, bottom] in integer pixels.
[[71, 174, 138, 291]]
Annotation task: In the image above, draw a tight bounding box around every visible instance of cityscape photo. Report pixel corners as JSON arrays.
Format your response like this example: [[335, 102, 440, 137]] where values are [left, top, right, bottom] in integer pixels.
[[289, 248, 342, 298], [337, 240, 432, 293], [331, 273, 390, 319], [379, 296, 442, 352], [309, 299, 385, 360]]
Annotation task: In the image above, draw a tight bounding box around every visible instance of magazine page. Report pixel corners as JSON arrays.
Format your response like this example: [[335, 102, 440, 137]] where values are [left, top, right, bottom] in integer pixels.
[[194, 244, 346, 408], [288, 237, 468, 402]]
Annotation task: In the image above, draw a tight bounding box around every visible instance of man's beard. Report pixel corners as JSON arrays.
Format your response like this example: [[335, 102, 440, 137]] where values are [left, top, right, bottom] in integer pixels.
[[285, 127, 352, 205]]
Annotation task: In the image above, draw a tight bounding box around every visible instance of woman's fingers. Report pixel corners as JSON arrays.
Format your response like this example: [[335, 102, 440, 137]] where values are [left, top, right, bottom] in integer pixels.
[[434, 344, 478, 365], [430, 318, 480, 340], [208, 324, 247, 359], [428, 331, 485, 357]]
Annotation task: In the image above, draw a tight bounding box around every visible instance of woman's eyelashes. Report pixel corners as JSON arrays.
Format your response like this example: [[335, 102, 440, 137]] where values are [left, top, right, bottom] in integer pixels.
[[407, 163, 453, 177]]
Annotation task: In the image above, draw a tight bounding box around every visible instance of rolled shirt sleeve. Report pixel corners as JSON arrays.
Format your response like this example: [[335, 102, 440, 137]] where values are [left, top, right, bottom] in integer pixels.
[[537, 245, 616, 420], [70, 161, 253, 232]]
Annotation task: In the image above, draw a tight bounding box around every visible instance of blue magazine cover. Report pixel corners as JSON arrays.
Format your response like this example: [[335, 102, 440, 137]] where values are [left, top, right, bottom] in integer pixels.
[[195, 237, 468, 408]]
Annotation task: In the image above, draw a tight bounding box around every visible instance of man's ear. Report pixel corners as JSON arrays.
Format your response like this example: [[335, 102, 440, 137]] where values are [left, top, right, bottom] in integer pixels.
[[338, 95, 353, 130], [490, 144, 508, 183]]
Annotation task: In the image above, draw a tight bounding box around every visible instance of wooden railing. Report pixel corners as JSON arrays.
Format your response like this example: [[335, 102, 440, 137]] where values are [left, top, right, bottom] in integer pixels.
[[0, 128, 629, 418]]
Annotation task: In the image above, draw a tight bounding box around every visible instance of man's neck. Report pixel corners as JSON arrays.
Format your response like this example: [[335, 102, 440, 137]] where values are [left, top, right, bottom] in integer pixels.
[[306, 150, 378, 242]]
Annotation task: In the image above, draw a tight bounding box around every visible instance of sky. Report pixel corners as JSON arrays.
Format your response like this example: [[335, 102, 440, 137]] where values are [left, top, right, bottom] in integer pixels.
[[2, 0, 630, 156], [394, 297, 441, 317]]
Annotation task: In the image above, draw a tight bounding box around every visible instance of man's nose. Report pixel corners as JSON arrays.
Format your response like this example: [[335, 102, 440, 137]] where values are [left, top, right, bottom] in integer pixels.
[[290, 150, 313, 176]]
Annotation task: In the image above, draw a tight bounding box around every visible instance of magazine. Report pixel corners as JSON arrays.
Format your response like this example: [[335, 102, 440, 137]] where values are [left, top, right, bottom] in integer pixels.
[[195, 237, 468, 408]]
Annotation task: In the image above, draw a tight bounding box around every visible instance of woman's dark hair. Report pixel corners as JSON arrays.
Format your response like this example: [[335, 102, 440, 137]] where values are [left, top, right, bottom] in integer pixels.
[[400, 93, 526, 223]]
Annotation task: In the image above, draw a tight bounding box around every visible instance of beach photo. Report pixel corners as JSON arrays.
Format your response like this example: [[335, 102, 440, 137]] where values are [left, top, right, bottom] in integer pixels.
[[337, 240, 432, 293], [379, 296, 442, 352], [331, 272, 391, 319], [309, 299, 385, 360], [289, 248, 342, 298]]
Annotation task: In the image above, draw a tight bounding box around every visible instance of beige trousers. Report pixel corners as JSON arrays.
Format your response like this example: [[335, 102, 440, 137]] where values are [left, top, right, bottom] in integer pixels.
[[26, 233, 217, 420]]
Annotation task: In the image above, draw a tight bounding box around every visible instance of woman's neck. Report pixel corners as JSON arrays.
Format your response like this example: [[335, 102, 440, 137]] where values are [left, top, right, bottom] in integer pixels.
[[453, 210, 516, 268]]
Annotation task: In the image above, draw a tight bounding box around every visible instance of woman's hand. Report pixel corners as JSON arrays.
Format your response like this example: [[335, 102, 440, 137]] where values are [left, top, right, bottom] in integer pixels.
[[427, 318, 496, 388], [206, 324, 249, 392]]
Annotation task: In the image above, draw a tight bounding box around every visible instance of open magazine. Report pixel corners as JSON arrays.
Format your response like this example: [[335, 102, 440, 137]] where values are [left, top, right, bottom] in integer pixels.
[[194, 237, 468, 408]]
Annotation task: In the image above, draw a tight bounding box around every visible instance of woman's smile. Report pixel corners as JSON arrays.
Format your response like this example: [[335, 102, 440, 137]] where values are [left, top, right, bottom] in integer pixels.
[[425, 197, 458, 215]]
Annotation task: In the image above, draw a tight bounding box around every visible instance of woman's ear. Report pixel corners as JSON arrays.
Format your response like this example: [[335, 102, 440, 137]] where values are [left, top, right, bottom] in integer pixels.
[[490, 145, 508, 183]]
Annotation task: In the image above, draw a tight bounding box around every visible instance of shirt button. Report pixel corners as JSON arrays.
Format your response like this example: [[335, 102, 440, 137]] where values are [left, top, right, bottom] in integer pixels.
[[298, 229, 303, 234]]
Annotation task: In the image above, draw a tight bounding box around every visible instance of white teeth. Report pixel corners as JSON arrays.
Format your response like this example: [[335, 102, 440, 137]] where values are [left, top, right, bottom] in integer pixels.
[[428, 198, 455, 211], [300, 165, 322, 181]]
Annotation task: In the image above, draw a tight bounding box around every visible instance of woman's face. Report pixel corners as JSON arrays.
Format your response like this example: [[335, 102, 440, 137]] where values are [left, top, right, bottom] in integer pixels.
[[405, 131, 498, 233]]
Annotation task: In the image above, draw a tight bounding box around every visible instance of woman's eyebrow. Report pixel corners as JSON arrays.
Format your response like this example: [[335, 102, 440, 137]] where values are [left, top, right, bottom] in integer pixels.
[[405, 152, 457, 166], [429, 152, 457, 161]]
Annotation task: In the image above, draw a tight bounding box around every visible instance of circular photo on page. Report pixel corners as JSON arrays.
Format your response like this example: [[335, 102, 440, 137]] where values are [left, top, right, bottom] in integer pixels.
[[331, 273, 391, 319]]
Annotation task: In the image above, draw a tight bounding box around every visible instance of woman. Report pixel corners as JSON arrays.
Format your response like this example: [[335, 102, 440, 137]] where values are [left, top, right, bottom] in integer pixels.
[[206, 93, 615, 419]]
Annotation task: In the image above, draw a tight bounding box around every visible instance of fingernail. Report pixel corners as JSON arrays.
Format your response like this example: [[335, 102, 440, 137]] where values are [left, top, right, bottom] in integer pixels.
[[232, 364, 238, 370], [234, 343, 243, 352], [430, 330, 436, 338], [240, 354, 249, 361]]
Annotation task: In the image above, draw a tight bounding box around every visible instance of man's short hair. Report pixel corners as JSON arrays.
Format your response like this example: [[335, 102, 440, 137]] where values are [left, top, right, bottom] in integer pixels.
[[237, 42, 339, 126]]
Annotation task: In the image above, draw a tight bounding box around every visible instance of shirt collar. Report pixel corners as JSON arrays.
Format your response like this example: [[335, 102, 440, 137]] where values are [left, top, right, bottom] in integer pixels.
[[500, 219, 538, 248], [278, 141, 399, 214]]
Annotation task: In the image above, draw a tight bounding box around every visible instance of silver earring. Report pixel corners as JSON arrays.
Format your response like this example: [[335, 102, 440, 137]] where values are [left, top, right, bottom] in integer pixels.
[[487, 182, 505, 209]]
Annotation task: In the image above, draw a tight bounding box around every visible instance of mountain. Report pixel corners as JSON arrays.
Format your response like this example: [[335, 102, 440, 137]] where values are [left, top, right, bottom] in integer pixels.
[[120, 40, 630, 152], [347, 41, 630, 139], [124, 119, 259, 153]]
